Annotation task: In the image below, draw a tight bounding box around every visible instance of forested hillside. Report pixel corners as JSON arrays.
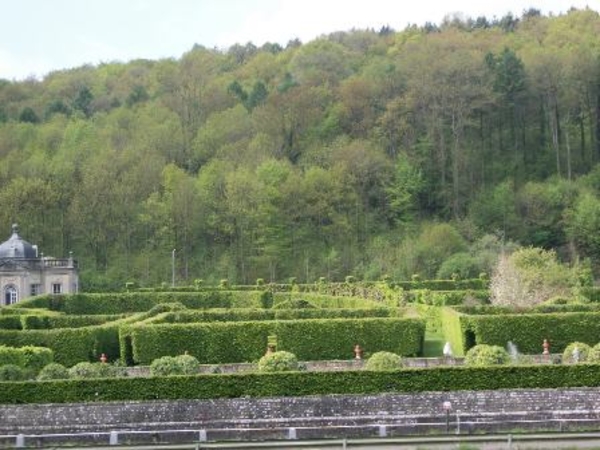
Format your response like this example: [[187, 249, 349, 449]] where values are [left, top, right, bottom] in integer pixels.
[[0, 8, 599, 289]]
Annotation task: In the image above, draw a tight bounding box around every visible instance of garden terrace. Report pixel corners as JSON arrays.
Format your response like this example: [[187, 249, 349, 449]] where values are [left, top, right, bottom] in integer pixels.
[[0, 289, 425, 366]]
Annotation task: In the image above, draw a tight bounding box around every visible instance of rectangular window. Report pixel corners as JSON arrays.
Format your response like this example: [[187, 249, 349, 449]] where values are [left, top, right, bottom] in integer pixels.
[[52, 283, 62, 295], [30, 284, 42, 296]]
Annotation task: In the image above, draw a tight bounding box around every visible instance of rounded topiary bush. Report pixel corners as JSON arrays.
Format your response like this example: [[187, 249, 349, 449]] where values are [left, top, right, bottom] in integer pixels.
[[175, 354, 200, 375], [20, 346, 54, 374], [589, 343, 600, 363], [68, 362, 122, 379], [257, 351, 300, 372], [150, 354, 200, 376], [0, 364, 28, 381], [364, 351, 403, 371], [562, 342, 591, 364], [37, 363, 70, 381], [465, 344, 510, 366], [150, 356, 182, 376]]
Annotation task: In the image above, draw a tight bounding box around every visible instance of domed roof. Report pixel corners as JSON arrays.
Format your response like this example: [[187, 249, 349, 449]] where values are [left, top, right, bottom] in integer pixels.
[[0, 224, 37, 259]]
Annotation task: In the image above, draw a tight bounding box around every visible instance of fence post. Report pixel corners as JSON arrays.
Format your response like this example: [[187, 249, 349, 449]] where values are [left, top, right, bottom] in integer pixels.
[[109, 431, 118, 445], [15, 434, 25, 448]]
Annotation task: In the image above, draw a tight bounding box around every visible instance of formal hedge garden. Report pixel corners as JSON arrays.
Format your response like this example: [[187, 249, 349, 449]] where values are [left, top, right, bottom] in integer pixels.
[[0, 279, 599, 404], [121, 317, 425, 365]]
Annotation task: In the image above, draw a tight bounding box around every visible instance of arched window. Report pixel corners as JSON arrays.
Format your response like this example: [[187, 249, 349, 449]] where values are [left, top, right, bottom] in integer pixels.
[[3, 285, 17, 305]]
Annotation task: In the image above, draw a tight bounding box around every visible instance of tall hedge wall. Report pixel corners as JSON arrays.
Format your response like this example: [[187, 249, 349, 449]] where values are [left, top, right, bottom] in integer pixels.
[[146, 307, 398, 324], [0, 325, 120, 367], [14, 291, 271, 315], [0, 345, 53, 372], [405, 290, 489, 306], [0, 364, 598, 404], [462, 312, 600, 354], [124, 318, 425, 365], [272, 293, 382, 308]]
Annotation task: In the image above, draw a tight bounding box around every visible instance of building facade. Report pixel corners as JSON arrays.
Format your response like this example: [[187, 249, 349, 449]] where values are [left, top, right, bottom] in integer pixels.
[[0, 224, 78, 306]]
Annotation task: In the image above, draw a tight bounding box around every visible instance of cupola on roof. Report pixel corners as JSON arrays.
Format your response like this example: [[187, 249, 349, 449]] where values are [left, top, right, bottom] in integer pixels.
[[0, 224, 37, 259]]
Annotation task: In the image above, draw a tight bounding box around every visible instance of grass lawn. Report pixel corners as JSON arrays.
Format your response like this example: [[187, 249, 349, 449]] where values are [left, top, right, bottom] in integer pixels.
[[423, 331, 445, 357]]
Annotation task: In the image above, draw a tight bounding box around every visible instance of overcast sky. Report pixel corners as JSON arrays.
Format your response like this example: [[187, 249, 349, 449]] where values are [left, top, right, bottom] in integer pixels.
[[1, 0, 597, 81]]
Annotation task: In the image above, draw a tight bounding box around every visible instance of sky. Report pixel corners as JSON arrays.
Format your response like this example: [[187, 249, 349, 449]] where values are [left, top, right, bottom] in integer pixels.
[[1, 0, 598, 81]]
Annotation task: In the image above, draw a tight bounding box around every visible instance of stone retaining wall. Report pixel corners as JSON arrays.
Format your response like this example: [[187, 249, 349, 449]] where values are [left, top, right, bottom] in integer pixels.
[[126, 357, 466, 377], [1, 388, 599, 436]]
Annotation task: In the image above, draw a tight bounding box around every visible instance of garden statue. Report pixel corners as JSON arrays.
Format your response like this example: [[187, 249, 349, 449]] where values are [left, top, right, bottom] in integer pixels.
[[354, 344, 363, 359], [572, 346, 580, 363], [443, 342, 453, 358]]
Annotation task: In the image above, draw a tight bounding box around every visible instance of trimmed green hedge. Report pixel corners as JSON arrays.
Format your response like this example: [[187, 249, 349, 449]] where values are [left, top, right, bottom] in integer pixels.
[[0, 324, 121, 367], [147, 307, 398, 324], [0, 364, 599, 404], [405, 290, 489, 306], [0, 316, 22, 330], [272, 293, 382, 309], [14, 291, 270, 315], [20, 314, 127, 329], [0, 345, 53, 373], [124, 318, 425, 365], [454, 304, 600, 315], [462, 312, 600, 354]]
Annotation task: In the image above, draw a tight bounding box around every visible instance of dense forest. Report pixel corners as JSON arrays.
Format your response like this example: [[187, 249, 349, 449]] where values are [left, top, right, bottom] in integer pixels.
[[1, 8, 600, 289]]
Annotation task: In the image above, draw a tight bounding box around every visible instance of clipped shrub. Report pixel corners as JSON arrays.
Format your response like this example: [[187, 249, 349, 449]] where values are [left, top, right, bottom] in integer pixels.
[[364, 351, 403, 371], [37, 363, 70, 381], [150, 356, 180, 376], [68, 362, 122, 379], [0, 345, 53, 374], [0, 345, 24, 367], [465, 344, 510, 366], [175, 354, 201, 375], [272, 299, 316, 309], [20, 346, 54, 373], [0, 364, 27, 381], [150, 354, 200, 376], [589, 343, 600, 363], [260, 290, 273, 309], [562, 342, 592, 364], [257, 351, 300, 372]]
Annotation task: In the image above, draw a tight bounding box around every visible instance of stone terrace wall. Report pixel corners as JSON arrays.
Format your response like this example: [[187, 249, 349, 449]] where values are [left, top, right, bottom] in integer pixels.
[[1, 388, 600, 435]]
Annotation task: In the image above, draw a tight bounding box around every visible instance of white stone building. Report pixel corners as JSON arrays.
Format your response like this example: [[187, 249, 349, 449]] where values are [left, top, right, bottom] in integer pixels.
[[0, 224, 78, 305]]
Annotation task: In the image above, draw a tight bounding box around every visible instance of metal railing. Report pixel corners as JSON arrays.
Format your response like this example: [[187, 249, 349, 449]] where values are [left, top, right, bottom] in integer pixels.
[[3, 416, 600, 448]]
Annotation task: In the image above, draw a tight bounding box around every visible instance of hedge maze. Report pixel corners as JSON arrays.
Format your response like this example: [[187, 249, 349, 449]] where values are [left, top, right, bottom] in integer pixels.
[[1, 280, 600, 404]]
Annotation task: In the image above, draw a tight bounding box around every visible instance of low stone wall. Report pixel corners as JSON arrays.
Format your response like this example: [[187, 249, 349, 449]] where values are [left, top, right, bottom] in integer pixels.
[[126, 357, 466, 377]]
